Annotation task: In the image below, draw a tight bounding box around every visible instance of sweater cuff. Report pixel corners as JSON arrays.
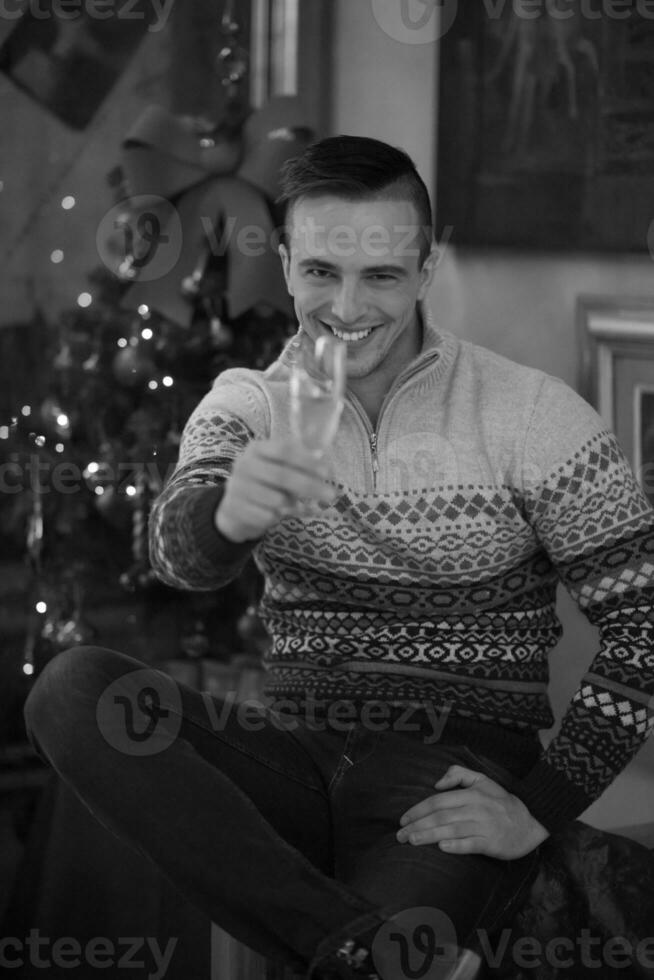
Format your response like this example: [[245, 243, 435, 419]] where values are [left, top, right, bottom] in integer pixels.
[[189, 485, 260, 567], [513, 759, 594, 835]]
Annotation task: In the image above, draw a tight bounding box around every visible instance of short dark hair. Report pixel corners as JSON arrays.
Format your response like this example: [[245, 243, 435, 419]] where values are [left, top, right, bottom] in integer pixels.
[[277, 135, 434, 265]]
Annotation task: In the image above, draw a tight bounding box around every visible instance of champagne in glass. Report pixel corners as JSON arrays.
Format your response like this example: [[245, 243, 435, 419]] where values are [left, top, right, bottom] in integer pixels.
[[290, 335, 346, 458]]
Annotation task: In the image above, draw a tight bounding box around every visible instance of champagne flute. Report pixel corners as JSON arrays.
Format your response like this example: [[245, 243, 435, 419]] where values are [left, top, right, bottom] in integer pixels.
[[289, 335, 346, 459]]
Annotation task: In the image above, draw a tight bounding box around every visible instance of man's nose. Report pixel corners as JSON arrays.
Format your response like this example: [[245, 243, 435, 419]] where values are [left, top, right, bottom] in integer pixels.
[[330, 281, 362, 324]]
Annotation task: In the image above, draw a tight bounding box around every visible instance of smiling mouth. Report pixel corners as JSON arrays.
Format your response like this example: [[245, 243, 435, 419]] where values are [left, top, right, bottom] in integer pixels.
[[321, 321, 379, 343]]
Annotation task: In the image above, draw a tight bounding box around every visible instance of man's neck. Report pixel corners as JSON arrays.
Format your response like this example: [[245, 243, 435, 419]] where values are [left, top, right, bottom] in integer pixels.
[[347, 312, 423, 430]]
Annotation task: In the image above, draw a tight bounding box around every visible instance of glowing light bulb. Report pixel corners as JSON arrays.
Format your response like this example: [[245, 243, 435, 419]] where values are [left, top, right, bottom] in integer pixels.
[[77, 293, 92, 308], [138, 304, 150, 317], [141, 327, 153, 340], [23, 662, 35, 676], [117, 338, 127, 348], [148, 380, 158, 391], [0, 426, 8, 439], [55, 443, 64, 453], [86, 461, 99, 474], [125, 485, 137, 497], [50, 249, 64, 263], [162, 376, 174, 387], [61, 196, 76, 209], [21, 405, 31, 417], [56, 413, 69, 428], [36, 601, 47, 614]]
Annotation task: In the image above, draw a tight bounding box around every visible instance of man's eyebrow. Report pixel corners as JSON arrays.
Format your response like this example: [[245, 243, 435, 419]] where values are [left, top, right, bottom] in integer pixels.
[[297, 259, 407, 276]]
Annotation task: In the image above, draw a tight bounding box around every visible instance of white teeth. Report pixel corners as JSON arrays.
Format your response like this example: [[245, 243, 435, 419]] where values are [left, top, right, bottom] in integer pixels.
[[329, 326, 373, 342]]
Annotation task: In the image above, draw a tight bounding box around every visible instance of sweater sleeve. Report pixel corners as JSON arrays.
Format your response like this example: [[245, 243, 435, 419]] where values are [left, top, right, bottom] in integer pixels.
[[149, 371, 268, 591], [513, 376, 654, 834]]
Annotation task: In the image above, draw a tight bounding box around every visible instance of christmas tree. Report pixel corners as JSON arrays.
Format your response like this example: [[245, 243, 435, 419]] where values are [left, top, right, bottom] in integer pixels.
[[0, 29, 313, 717]]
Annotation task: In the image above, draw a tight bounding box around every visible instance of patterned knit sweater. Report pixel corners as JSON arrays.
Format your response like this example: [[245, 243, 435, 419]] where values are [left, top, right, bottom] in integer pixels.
[[149, 313, 654, 834]]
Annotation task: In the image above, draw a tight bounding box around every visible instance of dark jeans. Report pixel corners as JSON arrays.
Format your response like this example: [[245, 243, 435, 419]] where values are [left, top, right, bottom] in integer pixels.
[[23, 647, 542, 978]]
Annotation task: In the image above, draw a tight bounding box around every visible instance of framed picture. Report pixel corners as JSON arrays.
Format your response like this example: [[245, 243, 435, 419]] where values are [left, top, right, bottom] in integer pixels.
[[437, 8, 654, 250], [0, 2, 156, 130], [578, 296, 654, 506]]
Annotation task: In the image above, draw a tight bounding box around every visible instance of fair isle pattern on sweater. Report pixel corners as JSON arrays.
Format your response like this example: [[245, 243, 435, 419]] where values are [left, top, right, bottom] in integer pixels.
[[149, 317, 654, 830]]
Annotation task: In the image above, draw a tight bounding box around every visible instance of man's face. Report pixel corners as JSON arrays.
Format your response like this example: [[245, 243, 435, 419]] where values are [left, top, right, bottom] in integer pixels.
[[279, 195, 436, 380]]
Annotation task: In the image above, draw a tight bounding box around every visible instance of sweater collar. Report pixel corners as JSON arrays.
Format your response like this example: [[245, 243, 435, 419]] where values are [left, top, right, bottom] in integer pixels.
[[278, 301, 457, 384]]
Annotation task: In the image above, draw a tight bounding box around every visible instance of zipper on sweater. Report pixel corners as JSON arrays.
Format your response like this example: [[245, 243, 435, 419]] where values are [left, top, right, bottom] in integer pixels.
[[370, 431, 379, 491], [346, 348, 442, 492]]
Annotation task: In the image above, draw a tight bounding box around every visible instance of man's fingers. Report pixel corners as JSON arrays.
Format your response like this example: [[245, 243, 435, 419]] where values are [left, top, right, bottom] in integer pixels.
[[398, 818, 484, 847], [434, 765, 484, 790], [399, 804, 478, 836], [243, 455, 336, 504], [399, 789, 472, 826]]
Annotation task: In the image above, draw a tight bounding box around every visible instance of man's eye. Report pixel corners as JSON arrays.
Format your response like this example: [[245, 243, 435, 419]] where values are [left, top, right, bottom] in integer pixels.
[[305, 268, 332, 279], [369, 274, 395, 283]]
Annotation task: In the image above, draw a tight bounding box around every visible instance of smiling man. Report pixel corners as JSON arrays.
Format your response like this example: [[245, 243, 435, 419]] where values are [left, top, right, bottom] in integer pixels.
[[24, 136, 654, 980], [279, 192, 435, 429]]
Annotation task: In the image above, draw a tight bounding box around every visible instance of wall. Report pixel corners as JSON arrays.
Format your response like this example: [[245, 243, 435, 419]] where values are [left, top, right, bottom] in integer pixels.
[[331, 0, 654, 831]]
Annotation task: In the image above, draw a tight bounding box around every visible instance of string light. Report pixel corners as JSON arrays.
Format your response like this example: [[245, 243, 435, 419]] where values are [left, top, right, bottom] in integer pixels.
[[148, 380, 158, 390], [34, 435, 46, 448], [0, 426, 8, 439], [141, 327, 153, 340], [117, 338, 127, 348], [21, 405, 31, 417], [35, 601, 47, 614], [22, 662, 34, 676], [86, 461, 99, 474], [125, 485, 137, 497], [51, 249, 64, 264], [56, 413, 69, 428], [77, 293, 92, 308], [162, 376, 174, 387], [61, 196, 76, 210], [138, 305, 150, 317]]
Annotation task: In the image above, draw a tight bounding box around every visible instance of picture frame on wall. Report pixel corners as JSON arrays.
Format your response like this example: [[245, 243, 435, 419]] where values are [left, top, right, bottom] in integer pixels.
[[0, 2, 156, 130], [578, 296, 654, 506], [437, 8, 654, 250]]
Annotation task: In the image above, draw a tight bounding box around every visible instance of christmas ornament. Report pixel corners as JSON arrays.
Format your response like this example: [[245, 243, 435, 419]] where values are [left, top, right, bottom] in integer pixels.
[[210, 317, 234, 351], [119, 561, 159, 593], [40, 396, 72, 440], [54, 613, 97, 650], [180, 618, 211, 659], [113, 339, 155, 387]]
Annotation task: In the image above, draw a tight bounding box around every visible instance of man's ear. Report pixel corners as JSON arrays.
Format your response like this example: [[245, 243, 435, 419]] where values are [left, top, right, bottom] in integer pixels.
[[279, 243, 294, 296], [417, 243, 439, 300]]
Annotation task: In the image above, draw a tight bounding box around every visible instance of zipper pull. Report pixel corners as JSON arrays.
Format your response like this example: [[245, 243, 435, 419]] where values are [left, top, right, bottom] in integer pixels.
[[370, 432, 379, 490]]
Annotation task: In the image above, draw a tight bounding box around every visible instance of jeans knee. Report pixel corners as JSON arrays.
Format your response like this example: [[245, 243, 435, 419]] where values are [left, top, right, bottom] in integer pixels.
[[23, 646, 140, 749]]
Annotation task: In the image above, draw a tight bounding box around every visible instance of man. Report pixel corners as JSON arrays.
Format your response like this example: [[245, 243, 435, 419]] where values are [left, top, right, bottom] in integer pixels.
[[25, 136, 654, 980]]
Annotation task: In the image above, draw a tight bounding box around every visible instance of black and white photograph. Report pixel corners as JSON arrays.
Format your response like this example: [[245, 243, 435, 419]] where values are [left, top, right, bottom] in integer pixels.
[[2, 3, 654, 979]]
